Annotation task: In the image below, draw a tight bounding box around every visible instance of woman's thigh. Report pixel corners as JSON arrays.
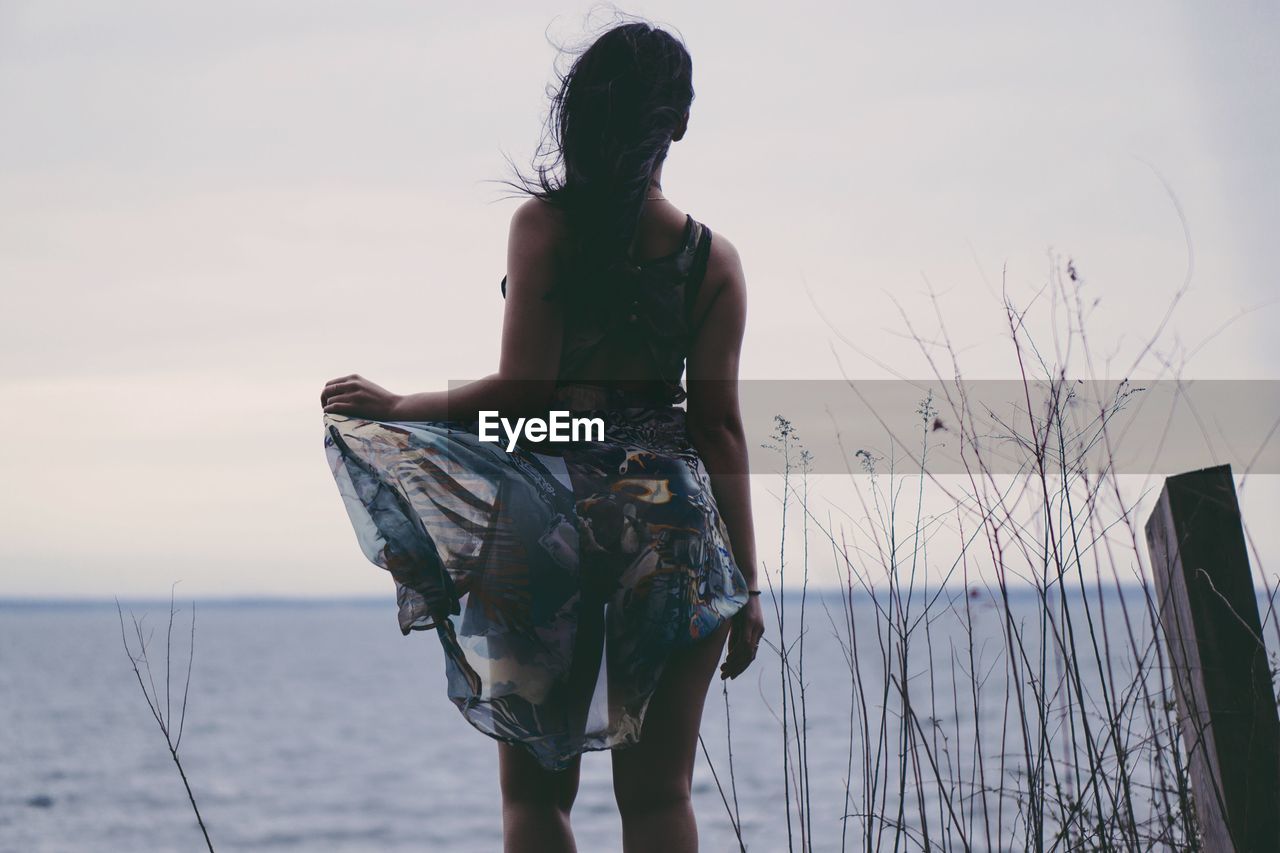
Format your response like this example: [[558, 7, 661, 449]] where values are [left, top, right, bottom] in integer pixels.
[[499, 742, 581, 810], [611, 621, 731, 801]]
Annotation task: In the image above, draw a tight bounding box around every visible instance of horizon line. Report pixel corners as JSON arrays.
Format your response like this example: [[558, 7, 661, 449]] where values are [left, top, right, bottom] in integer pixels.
[[0, 583, 1155, 607]]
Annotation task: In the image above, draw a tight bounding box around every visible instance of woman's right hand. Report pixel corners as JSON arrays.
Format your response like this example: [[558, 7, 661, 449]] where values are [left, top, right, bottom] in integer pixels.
[[720, 593, 765, 680], [321, 374, 403, 419]]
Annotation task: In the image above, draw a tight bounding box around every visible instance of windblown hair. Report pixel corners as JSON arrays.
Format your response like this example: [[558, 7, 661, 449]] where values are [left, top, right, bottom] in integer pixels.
[[500, 18, 694, 294]]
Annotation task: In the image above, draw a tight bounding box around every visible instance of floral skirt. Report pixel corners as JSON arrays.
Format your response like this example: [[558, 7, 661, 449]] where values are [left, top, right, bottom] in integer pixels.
[[322, 393, 748, 770]]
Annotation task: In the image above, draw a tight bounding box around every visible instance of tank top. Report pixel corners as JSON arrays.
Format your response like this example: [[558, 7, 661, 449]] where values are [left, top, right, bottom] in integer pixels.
[[500, 213, 714, 407]]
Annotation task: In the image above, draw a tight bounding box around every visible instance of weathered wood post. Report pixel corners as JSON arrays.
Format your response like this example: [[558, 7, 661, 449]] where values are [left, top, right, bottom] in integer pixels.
[[1145, 463, 1280, 852]]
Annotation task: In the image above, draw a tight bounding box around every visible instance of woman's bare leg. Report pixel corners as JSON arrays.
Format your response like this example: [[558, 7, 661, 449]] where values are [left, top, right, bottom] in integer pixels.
[[612, 620, 731, 853], [499, 743, 580, 853], [499, 588, 607, 852]]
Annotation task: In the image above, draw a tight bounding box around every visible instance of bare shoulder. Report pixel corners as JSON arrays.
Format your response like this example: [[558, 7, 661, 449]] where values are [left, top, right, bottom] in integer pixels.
[[507, 197, 575, 279], [510, 196, 568, 242], [692, 222, 747, 325], [705, 225, 744, 284]]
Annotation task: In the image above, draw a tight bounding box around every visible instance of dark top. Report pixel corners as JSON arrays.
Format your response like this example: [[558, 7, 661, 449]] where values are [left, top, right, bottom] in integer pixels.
[[500, 213, 714, 406]]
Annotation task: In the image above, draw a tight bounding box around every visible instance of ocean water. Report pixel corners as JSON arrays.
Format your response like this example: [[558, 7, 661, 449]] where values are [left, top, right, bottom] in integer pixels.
[[0, 591, 1194, 852]]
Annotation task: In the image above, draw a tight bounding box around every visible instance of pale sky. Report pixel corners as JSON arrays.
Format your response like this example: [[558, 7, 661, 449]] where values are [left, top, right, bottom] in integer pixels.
[[2, 1, 1277, 598]]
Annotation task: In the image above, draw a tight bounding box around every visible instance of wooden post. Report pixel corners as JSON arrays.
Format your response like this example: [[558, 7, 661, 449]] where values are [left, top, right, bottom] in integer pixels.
[[1145, 463, 1280, 852]]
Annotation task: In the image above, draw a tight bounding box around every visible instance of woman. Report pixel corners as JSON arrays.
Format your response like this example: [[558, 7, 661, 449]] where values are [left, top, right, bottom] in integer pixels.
[[320, 20, 764, 852]]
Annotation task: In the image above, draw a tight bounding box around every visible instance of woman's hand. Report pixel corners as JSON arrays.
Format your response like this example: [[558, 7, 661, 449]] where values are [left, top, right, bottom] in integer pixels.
[[720, 593, 765, 680], [320, 374, 403, 419]]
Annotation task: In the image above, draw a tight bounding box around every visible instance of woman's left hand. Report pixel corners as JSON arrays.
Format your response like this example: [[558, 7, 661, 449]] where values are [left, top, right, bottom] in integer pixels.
[[720, 593, 765, 680], [321, 374, 402, 419]]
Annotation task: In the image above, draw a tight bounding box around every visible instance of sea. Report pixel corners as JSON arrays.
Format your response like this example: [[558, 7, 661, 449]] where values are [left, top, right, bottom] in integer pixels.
[[0, 589, 1229, 852]]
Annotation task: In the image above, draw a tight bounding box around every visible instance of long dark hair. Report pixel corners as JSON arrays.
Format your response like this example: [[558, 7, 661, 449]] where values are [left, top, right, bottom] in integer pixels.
[[500, 18, 694, 294]]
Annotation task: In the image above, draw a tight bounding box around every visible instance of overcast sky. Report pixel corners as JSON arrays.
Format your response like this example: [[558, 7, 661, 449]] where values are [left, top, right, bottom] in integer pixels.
[[2, 1, 1276, 598]]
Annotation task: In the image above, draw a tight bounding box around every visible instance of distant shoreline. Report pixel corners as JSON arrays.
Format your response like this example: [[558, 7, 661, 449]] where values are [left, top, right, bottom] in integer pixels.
[[0, 584, 1158, 608]]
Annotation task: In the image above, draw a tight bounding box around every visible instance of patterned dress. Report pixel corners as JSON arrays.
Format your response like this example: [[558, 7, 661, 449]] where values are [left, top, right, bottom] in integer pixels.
[[323, 214, 749, 771]]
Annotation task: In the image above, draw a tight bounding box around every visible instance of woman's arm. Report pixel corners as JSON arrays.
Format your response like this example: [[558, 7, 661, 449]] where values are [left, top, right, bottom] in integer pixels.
[[684, 234, 766, 680], [321, 199, 565, 421]]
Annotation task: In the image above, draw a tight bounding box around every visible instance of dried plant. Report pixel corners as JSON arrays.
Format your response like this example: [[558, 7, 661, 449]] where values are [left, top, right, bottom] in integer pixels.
[[116, 585, 214, 852], [696, 248, 1274, 851]]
